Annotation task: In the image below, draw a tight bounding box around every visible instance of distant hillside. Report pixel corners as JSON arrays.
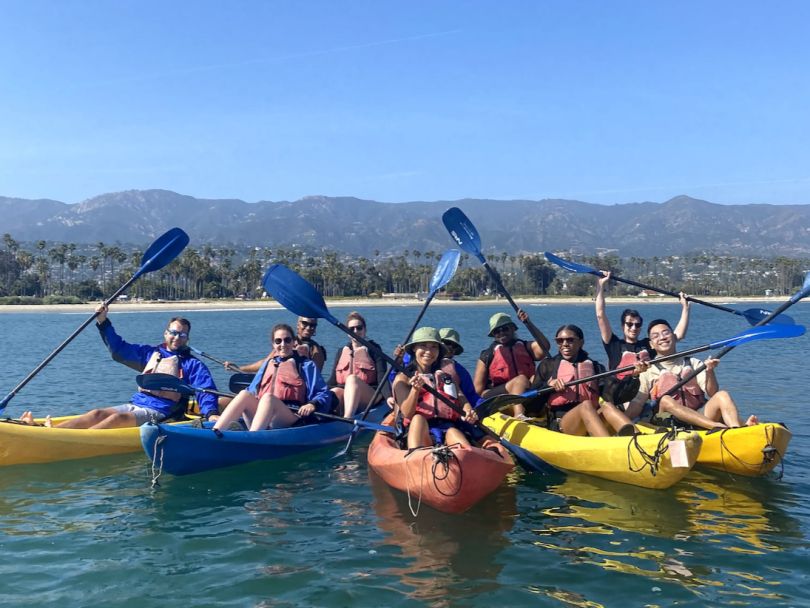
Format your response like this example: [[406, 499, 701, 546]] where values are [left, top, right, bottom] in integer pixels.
[[2, 189, 809, 256]]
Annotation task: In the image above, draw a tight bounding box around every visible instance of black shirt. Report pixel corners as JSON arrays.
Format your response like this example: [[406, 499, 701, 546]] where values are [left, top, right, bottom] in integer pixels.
[[603, 333, 652, 371]]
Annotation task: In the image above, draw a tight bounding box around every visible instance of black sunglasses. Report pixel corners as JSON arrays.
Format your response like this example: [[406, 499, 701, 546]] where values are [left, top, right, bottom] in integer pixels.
[[274, 337, 293, 345], [555, 336, 578, 345], [349, 324, 366, 333], [493, 325, 511, 334], [300, 321, 317, 329], [625, 321, 643, 329]]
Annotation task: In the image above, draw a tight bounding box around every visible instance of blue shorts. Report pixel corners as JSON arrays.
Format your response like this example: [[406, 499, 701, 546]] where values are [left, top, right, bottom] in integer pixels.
[[427, 418, 481, 446]]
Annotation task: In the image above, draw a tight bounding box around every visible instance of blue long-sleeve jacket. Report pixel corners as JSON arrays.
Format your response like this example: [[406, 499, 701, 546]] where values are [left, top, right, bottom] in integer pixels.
[[390, 355, 481, 407], [97, 319, 219, 418], [247, 355, 332, 414]]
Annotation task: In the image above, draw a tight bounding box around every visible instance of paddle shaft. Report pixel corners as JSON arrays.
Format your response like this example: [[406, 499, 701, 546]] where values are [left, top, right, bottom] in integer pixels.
[[655, 293, 803, 404], [330, 319, 501, 441], [192, 348, 243, 372]]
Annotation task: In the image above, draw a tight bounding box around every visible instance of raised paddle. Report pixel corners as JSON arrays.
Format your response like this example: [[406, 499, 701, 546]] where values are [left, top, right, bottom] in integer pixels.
[[652, 270, 810, 409], [136, 373, 395, 432], [188, 346, 244, 373], [544, 251, 795, 327], [474, 323, 807, 418], [0, 228, 190, 413], [261, 264, 519, 451], [336, 248, 462, 457]]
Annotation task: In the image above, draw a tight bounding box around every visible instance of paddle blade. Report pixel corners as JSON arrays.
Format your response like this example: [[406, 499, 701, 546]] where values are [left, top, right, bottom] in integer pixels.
[[429, 249, 461, 294], [262, 264, 339, 324], [790, 271, 810, 304], [474, 390, 538, 419], [229, 373, 255, 393], [135, 373, 195, 395], [136, 228, 189, 278], [442, 208, 484, 261], [741, 308, 795, 326], [544, 252, 602, 276], [709, 324, 806, 349]]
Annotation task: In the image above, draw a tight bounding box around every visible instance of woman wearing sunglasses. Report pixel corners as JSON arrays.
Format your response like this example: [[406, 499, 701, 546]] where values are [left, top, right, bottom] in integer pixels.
[[474, 311, 550, 419], [222, 316, 327, 373], [213, 323, 331, 431], [595, 271, 691, 377], [527, 325, 645, 437], [327, 312, 388, 418]]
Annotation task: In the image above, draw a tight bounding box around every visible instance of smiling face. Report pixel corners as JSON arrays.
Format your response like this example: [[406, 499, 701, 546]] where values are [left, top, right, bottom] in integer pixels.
[[622, 315, 643, 342], [413, 341, 440, 371], [442, 341, 456, 358], [648, 323, 676, 356], [272, 328, 295, 358], [164, 321, 190, 352], [297, 317, 317, 339], [555, 329, 583, 361], [492, 324, 515, 345]]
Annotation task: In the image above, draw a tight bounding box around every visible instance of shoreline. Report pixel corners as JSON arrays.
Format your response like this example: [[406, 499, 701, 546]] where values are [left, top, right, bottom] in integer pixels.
[[0, 295, 796, 313]]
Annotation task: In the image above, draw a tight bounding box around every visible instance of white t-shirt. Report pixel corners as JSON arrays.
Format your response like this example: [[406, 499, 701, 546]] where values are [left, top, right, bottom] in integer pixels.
[[630, 356, 708, 409]]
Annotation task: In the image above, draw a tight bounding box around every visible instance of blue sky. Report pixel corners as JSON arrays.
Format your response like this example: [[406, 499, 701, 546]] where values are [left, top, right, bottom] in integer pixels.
[[0, 1, 808, 205]]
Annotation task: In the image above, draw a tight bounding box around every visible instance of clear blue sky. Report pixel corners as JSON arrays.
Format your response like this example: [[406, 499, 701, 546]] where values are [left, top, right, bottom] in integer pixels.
[[1, 0, 808, 206]]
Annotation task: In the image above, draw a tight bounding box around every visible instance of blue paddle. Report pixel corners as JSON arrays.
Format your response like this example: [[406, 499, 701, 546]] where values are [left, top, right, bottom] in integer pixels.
[[136, 373, 395, 432], [474, 323, 806, 418], [0, 228, 190, 413], [653, 271, 810, 409], [544, 251, 794, 327], [261, 264, 525, 453], [336, 249, 461, 456]]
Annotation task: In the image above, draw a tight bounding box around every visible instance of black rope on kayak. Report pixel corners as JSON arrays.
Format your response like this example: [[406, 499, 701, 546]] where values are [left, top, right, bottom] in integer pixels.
[[627, 428, 678, 477], [1, 417, 44, 427], [431, 444, 462, 498], [150, 433, 166, 489], [718, 426, 785, 481]]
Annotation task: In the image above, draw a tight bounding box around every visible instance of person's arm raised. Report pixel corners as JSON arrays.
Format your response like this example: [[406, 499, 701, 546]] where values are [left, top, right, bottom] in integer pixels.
[[595, 273, 613, 345], [517, 309, 550, 358], [674, 293, 691, 341]]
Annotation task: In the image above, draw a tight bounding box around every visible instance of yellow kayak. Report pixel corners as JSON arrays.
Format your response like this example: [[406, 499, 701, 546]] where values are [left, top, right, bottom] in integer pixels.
[[638, 422, 792, 477], [0, 415, 190, 467], [483, 413, 702, 490]]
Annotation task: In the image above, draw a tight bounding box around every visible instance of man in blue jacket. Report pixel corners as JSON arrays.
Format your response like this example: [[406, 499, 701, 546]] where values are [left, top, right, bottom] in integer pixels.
[[24, 303, 219, 429]]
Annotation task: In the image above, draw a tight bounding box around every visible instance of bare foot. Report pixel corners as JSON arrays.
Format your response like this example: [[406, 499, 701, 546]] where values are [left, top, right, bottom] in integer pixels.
[[745, 415, 759, 427], [20, 411, 35, 425], [44, 415, 53, 428]]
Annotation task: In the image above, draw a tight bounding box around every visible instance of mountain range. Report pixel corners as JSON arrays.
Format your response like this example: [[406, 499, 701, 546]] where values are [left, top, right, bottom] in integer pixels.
[[1, 189, 809, 257]]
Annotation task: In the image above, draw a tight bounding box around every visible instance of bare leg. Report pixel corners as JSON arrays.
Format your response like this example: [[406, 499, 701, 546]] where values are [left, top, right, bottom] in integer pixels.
[[342, 375, 378, 418], [213, 391, 259, 430], [20, 412, 35, 425], [89, 412, 139, 429], [406, 415, 431, 449], [482, 375, 532, 415], [251, 394, 300, 430], [598, 401, 637, 433], [444, 426, 471, 447], [702, 390, 747, 427], [560, 401, 610, 437], [330, 387, 346, 408], [658, 396, 728, 430], [54, 408, 119, 429]]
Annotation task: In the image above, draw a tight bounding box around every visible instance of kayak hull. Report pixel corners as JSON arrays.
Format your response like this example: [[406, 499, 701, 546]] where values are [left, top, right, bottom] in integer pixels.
[[367, 416, 515, 514], [0, 416, 189, 467], [140, 405, 389, 476], [483, 413, 702, 490], [640, 422, 792, 477]]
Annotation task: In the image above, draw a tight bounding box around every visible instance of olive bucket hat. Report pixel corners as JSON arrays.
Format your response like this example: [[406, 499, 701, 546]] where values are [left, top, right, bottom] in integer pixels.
[[404, 327, 449, 359], [487, 312, 518, 337], [439, 328, 464, 355]]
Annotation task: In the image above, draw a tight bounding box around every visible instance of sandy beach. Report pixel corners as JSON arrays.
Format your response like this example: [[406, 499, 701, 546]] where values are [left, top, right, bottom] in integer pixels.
[[0, 295, 795, 313]]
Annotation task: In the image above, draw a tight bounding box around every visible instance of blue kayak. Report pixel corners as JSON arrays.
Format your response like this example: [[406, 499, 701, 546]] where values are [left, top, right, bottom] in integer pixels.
[[140, 404, 390, 476]]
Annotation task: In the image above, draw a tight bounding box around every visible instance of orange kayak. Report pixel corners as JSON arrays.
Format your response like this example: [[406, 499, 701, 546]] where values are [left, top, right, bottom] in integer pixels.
[[367, 416, 515, 514]]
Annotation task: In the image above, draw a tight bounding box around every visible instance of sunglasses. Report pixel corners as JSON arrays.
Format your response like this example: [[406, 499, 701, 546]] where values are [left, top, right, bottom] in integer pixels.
[[300, 321, 317, 329], [649, 329, 673, 341], [555, 336, 578, 345], [493, 325, 511, 335], [274, 337, 293, 345], [349, 324, 366, 333], [166, 329, 188, 339], [625, 321, 643, 329]]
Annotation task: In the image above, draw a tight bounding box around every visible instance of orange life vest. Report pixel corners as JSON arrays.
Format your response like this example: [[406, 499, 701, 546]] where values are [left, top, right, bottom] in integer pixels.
[[616, 348, 651, 379], [138, 351, 183, 402], [547, 357, 600, 408], [406, 368, 462, 423], [650, 361, 707, 411], [486, 340, 535, 387], [257, 358, 308, 405], [335, 345, 377, 385]]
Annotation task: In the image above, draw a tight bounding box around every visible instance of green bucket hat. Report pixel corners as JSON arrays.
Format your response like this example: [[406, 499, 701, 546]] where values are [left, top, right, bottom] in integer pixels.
[[439, 328, 464, 355], [404, 327, 449, 359], [487, 312, 518, 337]]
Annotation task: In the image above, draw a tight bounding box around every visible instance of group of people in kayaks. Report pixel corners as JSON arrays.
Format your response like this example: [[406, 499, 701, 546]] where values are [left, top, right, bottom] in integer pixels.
[[20, 271, 758, 450]]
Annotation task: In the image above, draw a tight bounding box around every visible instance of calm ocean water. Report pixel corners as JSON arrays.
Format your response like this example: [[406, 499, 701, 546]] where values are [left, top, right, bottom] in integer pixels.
[[0, 301, 808, 607]]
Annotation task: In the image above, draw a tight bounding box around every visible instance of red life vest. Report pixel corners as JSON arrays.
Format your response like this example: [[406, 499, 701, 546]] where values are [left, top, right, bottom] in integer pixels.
[[486, 340, 535, 387], [335, 345, 377, 385], [650, 361, 707, 411], [616, 348, 651, 379], [257, 358, 308, 405], [138, 350, 183, 402], [547, 357, 600, 408], [405, 368, 462, 424]]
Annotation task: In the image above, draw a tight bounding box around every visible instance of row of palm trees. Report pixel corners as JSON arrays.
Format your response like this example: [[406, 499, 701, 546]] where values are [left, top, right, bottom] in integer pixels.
[[1, 234, 807, 300]]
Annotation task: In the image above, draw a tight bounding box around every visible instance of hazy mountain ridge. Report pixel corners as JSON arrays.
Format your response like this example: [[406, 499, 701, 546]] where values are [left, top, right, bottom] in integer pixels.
[[2, 190, 809, 256]]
